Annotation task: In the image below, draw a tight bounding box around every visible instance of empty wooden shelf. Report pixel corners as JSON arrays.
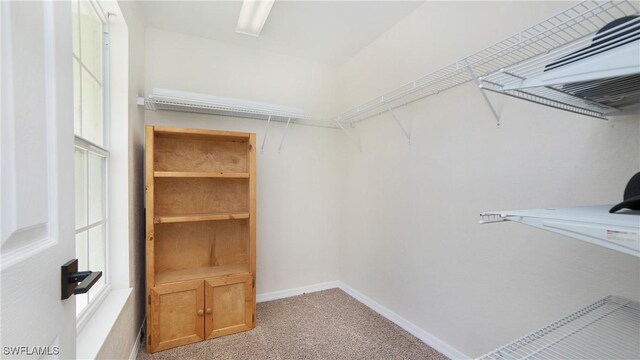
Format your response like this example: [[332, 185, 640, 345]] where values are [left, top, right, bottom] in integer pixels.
[[145, 126, 256, 353], [155, 264, 250, 285], [154, 212, 250, 224], [154, 171, 250, 178]]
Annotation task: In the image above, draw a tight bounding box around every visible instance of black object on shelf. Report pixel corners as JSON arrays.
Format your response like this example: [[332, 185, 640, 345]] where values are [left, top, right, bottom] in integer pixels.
[[610, 172, 640, 213], [543, 16, 640, 110], [545, 15, 640, 71]]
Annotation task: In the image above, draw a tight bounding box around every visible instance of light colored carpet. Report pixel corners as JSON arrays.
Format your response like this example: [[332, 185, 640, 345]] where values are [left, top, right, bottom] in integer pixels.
[[138, 288, 449, 360]]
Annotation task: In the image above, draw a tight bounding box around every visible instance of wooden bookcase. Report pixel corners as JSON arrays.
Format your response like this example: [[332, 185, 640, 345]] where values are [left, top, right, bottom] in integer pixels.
[[145, 126, 256, 353]]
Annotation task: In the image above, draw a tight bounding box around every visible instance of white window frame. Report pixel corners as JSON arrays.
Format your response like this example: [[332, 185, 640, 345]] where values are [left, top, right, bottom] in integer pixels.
[[73, 0, 112, 331]]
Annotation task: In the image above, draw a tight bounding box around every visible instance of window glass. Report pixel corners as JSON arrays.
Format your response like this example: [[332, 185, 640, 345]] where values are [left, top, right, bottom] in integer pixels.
[[88, 224, 106, 299], [79, 1, 102, 82], [73, 60, 81, 133], [88, 152, 105, 224], [73, 0, 108, 317], [74, 148, 87, 229], [80, 67, 104, 146]]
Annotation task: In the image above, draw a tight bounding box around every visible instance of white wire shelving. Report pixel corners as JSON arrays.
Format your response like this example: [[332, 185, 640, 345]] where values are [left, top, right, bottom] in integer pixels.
[[142, 88, 340, 152], [142, 1, 640, 147], [478, 296, 640, 360], [480, 205, 640, 257], [143, 89, 338, 129], [479, 1, 640, 121], [333, 0, 640, 126]]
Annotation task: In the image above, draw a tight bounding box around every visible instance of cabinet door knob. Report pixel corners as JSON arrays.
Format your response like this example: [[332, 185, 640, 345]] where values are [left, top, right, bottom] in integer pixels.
[[206, 308, 212, 314], [197, 309, 204, 316]]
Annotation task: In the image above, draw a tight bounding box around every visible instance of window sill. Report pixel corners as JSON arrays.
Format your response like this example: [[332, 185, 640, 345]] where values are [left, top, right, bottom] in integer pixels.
[[76, 287, 132, 359], [77, 284, 112, 335]]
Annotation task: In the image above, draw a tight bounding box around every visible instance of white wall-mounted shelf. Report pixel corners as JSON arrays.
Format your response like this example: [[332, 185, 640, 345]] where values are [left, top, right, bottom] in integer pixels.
[[335, 1, 640, 125], [479, 295, 640, 359], [480, 205, 640, 257], [142, 1, 639, 134], [142, 88, 338, 129], [480, 2, 640, 120]]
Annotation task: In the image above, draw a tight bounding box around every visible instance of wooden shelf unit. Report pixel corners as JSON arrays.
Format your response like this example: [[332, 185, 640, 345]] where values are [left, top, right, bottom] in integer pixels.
[[145, 126, 256, 353]]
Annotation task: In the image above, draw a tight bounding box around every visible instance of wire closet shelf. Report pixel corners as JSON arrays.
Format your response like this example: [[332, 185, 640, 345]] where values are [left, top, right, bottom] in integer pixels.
[[478, 296, 640, 360], [335, 0, 640, 125], [479, 1, 640, 120], [143, 1, 639, 127], [145, 90, 338, 129]]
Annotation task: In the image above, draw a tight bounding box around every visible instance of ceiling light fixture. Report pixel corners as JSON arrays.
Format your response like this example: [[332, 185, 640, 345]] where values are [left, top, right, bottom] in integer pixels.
[[236, 0, 275, 37]]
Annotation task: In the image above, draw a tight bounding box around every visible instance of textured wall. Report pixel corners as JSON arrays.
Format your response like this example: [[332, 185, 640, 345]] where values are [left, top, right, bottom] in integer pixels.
[[336, 1, 640, 357], [144, 28, 338, 119]]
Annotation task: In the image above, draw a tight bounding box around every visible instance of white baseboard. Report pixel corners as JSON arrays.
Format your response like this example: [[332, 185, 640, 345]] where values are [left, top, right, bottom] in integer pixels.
[[256, 280, 339, 303], [337, 281, 471, 360], [256, 280, 468, 359], [129, 319, 144, 360]]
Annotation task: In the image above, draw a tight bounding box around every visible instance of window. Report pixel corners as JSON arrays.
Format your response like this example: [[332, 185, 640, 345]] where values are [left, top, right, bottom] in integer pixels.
[[72, 0, 109, 317]]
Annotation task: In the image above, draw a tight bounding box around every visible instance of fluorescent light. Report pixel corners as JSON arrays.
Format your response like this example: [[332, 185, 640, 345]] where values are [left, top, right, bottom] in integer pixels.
[[236, 0, 275, 37]]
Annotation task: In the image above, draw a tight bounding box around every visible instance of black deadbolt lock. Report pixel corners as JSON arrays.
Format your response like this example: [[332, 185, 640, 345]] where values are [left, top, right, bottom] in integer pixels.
[[61, 259, 102, 300]]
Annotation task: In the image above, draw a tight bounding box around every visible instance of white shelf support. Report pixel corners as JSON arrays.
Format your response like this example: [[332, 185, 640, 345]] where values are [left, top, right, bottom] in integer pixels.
[[278, 117, 292, 154], [480, 205, 640, 257], [386, 105, 412, 144], [335, 118, 362, 152], [260, 115, 272, 154], [465, 60, 502, 127], [479, 213, 507, 224]]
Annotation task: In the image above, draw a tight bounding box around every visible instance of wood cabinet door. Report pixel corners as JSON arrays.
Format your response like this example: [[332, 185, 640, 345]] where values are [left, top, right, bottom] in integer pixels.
[[149, 280, 205, 352], [205, 274, 254, 339]]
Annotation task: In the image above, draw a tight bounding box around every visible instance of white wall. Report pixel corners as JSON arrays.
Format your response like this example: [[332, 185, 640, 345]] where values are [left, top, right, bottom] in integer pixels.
[[337, 1, 640, 357], [144, 28, 343, 294], [145, 28, 337, 118]]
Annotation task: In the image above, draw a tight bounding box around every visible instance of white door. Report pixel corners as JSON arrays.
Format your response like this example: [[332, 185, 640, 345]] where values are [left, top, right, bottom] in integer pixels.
[[1, 1, 77, 357]]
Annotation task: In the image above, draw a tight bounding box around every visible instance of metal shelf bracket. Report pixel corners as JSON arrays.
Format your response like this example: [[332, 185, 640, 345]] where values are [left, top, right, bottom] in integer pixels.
[[464, 60, 502, 128], [386, 105, 412, 144], [278, 117, 292, 154], [335, 117, 362, 152], [260, 115, 272, 153]]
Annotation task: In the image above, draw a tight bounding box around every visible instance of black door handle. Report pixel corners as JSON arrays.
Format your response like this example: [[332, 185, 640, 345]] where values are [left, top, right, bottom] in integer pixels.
[[61, 259, 103, 300]]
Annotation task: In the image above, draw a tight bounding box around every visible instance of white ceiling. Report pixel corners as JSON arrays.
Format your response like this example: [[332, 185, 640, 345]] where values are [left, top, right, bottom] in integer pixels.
[[139, 1, 423, 66]]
